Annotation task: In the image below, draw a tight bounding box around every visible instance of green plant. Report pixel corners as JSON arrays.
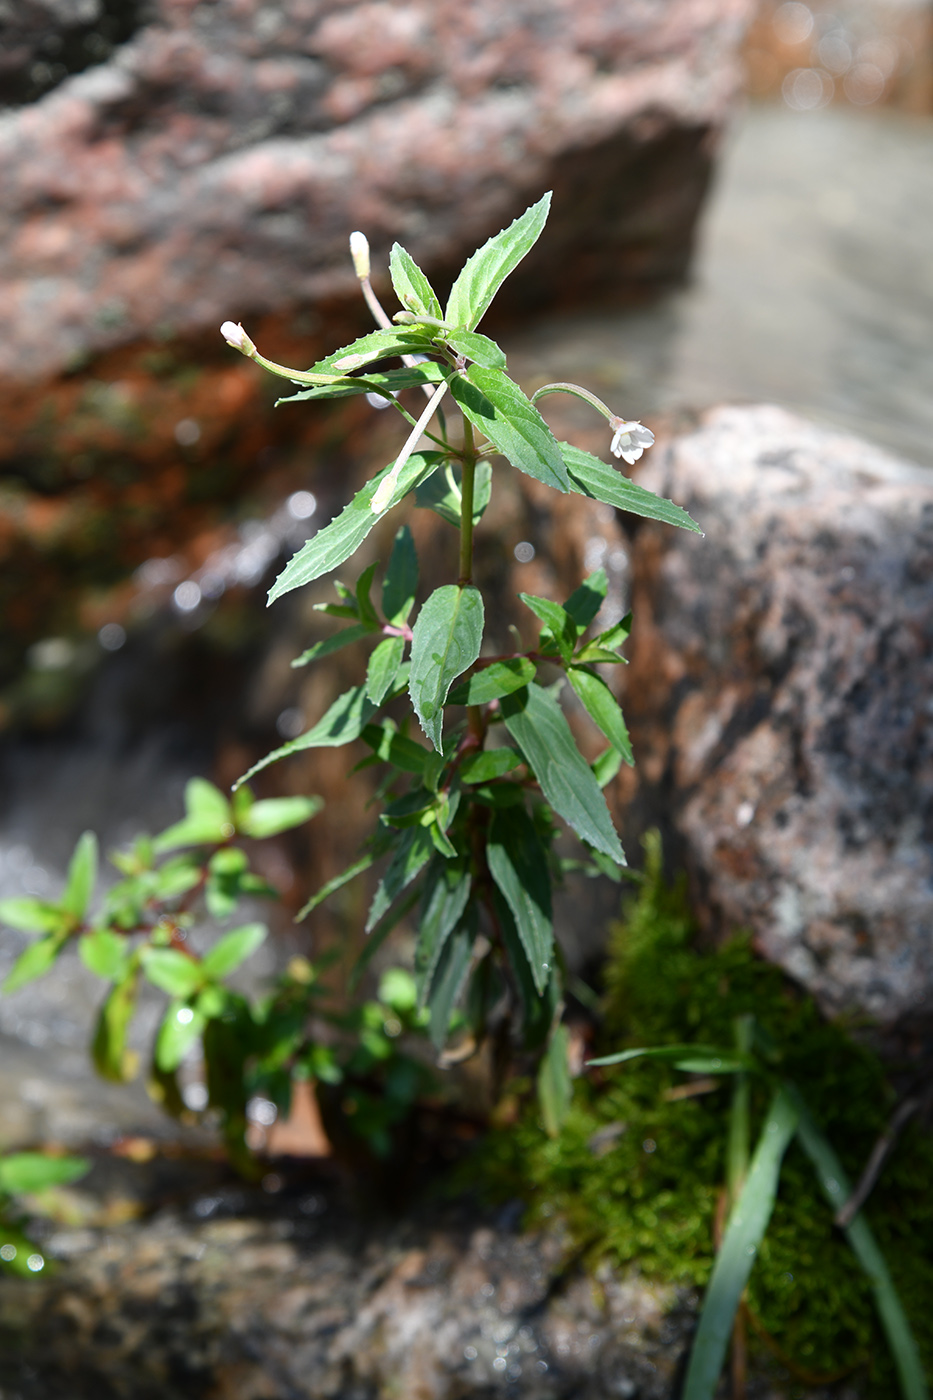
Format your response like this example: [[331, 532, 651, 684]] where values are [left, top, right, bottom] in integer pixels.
[[0, 1151, 89, 1276], [216, 192, 698, 1119]]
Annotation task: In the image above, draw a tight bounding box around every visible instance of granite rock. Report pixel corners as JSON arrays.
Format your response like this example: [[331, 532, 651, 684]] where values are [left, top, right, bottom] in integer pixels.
[[618, 404, 933, 1023], [0, 0, 753, 380]]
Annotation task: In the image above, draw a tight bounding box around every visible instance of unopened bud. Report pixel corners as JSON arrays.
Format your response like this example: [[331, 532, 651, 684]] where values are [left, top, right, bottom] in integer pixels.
[[349, 231, 371, 281], [220, 321, 255, 356]]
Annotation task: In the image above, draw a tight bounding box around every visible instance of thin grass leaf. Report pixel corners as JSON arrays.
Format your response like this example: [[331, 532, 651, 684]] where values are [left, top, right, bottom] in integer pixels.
[[683, 1088, 799, 1400], [788, 1083, 930, 1400]]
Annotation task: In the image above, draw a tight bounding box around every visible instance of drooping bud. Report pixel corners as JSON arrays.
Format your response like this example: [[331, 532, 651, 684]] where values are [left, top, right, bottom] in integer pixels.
[[349, 231, 371, 281], [220, 321, 255, 356]]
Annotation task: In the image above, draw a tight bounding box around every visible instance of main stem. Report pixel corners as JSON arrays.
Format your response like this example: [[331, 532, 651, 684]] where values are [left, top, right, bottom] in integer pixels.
[[459, 415, 476, 586]]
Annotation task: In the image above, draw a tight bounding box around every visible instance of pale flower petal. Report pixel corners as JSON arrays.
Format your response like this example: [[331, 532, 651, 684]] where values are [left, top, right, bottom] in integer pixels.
[[220, 321, 254, 354], [610, 418, 655, 465]]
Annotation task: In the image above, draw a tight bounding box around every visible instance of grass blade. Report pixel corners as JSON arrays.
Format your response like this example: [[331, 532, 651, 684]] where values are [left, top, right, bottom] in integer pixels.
[[683, 1087, 798, 1400]]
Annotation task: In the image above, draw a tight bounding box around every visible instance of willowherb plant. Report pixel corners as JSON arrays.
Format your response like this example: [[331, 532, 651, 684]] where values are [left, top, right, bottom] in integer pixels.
[[220, 192, 701, 1125]]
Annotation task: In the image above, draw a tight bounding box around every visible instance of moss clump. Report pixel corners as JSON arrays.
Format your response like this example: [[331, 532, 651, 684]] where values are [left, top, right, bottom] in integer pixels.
[[476, 835, 933, 1393]]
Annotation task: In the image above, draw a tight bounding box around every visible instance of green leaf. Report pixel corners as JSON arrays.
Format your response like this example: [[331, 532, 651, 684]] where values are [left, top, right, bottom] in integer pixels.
[[296, 853, 374, 920], [155, 1000, 206, 1073], [201, 923, 267, 981], [185, 777, 230, 823], [683, 1089, 798, 1400], [234, 684, 377, 788], [415, 857, 472, 1005], [520, 592, 575, 663], [427, 912, 477, 1050], [278, 361, 446, 404], [366, 825, 434, 932], [592, 747, 623, 789], [493, 888, 559, 1050], [487, 805, 553, 993], [366, 635, 405, 705], [308, 327, 436, 376], [238, 795, 322, 839], [92, 971, 139, 1082], [79, 928, 129, 981], [409, 584, 484, 751], [500, 683, 625, 865], [381, 524, 419, 625], [451, 369, 569, 493], [354, 560, 380, 628], [587, 1043, 743, 1069], [2, 937, 64, 994], [447, 656, 535, 706], [459, 748, 522, 784], [292, 623, 372, 669], [351, 882, 423, 991], [268, 451, 443, 604], [538, 1023, 572, 1138], [61, 831, 97, 921], [153, 780, 233, 852], [443, 329, 506, 369], [0, 1153, 89, 1195], [389, 243, 443, 320], [445, 192, 551, 330], [360, 722, 427, 774], [141, 947, 204, 998], [567, 666, 634, 766], [788, 1084, 930, 1400], [415, 460, 492, 529], [0, 897, 62, 935], [563, 569, 608, 632], [562, 443, 702, 533]]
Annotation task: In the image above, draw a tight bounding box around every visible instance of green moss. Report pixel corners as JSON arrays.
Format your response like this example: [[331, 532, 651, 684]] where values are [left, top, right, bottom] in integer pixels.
[[476, 834, 933, 1393]]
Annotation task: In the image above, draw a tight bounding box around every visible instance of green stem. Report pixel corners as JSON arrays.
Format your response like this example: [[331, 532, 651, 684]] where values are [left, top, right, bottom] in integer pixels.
[[727, 1014, 754, 1206], [459, 415, 476, 586]]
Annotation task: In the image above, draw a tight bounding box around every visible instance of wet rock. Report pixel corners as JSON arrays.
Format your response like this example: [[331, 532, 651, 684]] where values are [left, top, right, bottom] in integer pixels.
[[617, 403, 933, 1023], [0, 0, 753, 382], [0, 1187, 690, 1399]]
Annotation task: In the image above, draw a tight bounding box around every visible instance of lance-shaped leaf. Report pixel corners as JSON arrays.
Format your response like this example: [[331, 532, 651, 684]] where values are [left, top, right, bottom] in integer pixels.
[[297, 853, 374, 920], [415, 856, 472, 1005], [448, 656, 535, 706], [278, 361, 447, 404], [501, 683, 625, 865], [306, 327, 436, 377], [409, 584, 484, 751], [237, 795, 322, 839], [459, 748, 522, 784], [61, 831, 97, 921], [366, 825, 434, 932], [156, 1000, 206, 1073], [451, 369, 569, 493], [587, 1043, 748, 1070], [361, 722, 428, 775], [568, 666, 634, 766], [141, 947, 204, 998], [445, 192, 551, 330], [92, 970, 140, 1082], [788, 1084, 930, 1400], [493, 888, 559, 1050], [442, 329, 506, 370], [538, 1023, 573, 1138], [683, 1089, 798, 1400], [563, 569, 608, 632], [201, 923, 267, 981], [415, 460, 492, 529], [520, 592, 575, 663], [268, 451, 443, 604], [487, 806, 553, 993], [2, 936, 67, 994], [0, 897, 62, 935], [292, 623, 373, 669], [234, 685, 377, 788], [79, 927, 130, 982], [562, 443, 702, 533], [427, 911, 477, 1050], [0, 1152, 89, 1195], [389, 243, 443, 320], [366, 635, 405, 705], [382, 524, 419, 624], [153, 778, 232, 852]]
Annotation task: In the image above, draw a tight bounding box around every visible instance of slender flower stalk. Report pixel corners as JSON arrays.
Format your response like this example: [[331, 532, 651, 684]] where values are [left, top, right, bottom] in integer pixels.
[[370, 379, 448, 513]]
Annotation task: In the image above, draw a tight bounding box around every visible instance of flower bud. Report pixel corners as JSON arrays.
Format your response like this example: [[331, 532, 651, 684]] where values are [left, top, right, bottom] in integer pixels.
[[349, 231, 371, 281], [220, 321, 255, 356]]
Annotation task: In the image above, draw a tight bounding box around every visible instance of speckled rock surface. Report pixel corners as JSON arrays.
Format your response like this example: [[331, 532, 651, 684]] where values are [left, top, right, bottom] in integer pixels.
[[0, 0, 752, 381], [0, 1184, 690, 1399], [617, 404, 933, 1023]]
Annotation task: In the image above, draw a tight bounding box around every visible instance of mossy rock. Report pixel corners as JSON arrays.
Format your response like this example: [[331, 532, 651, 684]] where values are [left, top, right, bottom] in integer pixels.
[[476, 834, 933, 1394]]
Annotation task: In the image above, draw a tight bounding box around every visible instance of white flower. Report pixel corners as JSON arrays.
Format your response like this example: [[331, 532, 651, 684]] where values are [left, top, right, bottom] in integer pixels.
[[220, 321, 255, 355], [609, 418, 654, 466], [349, 230, 371, 281]]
